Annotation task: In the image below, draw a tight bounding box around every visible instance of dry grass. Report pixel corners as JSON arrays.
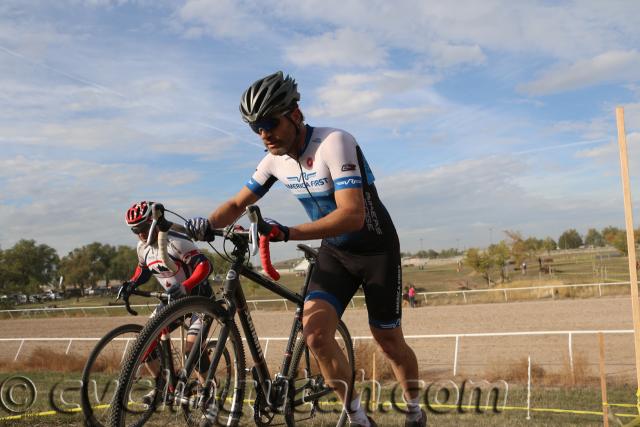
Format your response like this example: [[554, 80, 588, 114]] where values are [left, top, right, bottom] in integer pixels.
[[0, 347, 87, 373], [485, 352, 594, 387], [354, 341, 395, 381]]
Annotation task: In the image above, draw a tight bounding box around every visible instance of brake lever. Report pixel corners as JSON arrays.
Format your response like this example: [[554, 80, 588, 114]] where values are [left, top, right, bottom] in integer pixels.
[[117, 286, 138, 316], [249, 222, 258, 256]]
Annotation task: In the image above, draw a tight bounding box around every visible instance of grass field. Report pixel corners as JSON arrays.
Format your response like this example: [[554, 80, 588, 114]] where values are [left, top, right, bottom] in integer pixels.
[[1, 369, 637, 426], [2, 337, 640, 426]]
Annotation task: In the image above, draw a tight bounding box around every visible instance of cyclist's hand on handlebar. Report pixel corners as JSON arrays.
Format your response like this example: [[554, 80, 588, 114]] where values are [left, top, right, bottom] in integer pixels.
[[264, 218, 290, 242], [167, 283, 187, 299], [185, 217, 216, 242], [118, 281, 135, 299]]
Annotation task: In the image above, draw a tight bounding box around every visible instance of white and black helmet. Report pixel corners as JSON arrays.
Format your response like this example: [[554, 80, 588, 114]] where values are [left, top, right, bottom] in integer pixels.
[[239, 71, 300, 123]]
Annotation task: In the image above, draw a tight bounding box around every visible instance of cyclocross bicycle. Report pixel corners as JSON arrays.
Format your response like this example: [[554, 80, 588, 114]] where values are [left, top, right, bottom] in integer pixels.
[[80, 288, 164, 427], [108, 204, 355, 427]]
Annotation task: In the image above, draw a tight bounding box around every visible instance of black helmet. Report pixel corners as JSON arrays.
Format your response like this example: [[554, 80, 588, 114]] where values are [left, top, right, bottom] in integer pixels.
[[240, 71, 300, 123]]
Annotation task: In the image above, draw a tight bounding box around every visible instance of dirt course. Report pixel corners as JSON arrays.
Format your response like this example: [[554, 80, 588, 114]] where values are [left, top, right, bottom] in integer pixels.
[[1, 296, 636, 381]]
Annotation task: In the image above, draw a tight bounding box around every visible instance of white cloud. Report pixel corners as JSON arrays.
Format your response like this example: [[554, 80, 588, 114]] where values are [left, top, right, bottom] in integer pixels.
[[285, 28, 386, 68], [0, 155, 205, 254], [576, 132, 640, 173], [175, 0, 269, 40], [262, 0, 640, 65], [366, 106, 440, 124], [308, 70, 439, 118], [428, 41, 486, 68], [519, 50, 640, 96], [376, 155, 629, 252], [150, 136, 235, 160]]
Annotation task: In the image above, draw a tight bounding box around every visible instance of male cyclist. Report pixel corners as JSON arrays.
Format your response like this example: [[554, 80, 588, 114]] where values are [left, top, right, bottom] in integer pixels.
[[186, 72, 425, 426], [120, 201, 214, 399]]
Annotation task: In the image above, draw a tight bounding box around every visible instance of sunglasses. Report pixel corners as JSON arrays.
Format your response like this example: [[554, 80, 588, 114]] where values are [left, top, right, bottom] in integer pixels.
[[131, 222, 151, 234], [249, 116, 281, 134]]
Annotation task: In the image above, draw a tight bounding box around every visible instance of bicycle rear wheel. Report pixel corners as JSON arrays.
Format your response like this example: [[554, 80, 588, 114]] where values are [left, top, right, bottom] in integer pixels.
[[285, 320, 354, 427], [108, 296, 246, 427], [81, 323, 144, 427]]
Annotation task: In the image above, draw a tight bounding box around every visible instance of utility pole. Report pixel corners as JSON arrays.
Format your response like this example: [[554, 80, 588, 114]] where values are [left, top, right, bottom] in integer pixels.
[[420, 238, 423, 252]]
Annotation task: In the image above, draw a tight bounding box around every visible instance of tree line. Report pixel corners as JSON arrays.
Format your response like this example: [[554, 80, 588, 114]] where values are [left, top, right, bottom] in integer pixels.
[[1, 225, 637, 295], [0, 239, 232, 297], [464, 226, 640, 285], [401, 248, 463, 259]]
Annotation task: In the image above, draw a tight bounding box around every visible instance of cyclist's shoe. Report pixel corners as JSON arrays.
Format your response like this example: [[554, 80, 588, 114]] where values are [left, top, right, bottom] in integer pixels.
[[405, 409, 427, 427], [142, 390, 157, 406], [199, 402, 220, 427], [142, 388, 174, 407], [350, 416, 377, 427]]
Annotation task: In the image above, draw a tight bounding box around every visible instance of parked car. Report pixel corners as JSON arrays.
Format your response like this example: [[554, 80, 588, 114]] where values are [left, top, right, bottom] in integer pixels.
[[11, 294, 27, 304]]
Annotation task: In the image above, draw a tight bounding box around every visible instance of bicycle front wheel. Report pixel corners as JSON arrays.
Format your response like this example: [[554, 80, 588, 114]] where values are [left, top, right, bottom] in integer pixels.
[[81, 323, 144, 427], [285, 320, 354, 427], [108, 296, 246, 427]]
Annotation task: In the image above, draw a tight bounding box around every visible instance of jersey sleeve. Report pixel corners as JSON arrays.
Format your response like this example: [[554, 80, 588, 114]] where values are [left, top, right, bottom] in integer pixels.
[[136, 241, 147, 267], [245, 155, 278, 198], [322, 131, 367, 191], [168, 234, 201, 265]]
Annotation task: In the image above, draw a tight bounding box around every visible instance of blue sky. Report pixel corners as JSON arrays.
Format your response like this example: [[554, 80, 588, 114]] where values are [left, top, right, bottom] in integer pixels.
[[1, 0, 639, 261]]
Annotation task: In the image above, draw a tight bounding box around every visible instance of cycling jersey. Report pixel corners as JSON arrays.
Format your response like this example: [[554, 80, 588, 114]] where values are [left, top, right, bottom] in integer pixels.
[[246, 125, 397, 254], [133, 231, 210, 293], [129, 231, 212, 335]]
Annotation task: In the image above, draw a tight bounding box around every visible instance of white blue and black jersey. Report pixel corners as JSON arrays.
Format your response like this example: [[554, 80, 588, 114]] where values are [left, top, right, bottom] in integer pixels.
[[246, 125, 397, 254]]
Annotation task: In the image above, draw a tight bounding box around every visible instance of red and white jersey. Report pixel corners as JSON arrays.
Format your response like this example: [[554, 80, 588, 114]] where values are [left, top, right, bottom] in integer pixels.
[[136, 231, 201, 291]]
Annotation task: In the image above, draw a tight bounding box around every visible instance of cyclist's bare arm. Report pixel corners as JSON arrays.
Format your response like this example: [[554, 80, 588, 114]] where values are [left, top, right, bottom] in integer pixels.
[[288, 187, 365, 241], [208, 186, 259, 228]]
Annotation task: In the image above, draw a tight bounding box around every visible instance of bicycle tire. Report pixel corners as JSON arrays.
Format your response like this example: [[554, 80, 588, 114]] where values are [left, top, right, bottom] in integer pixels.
[[285, 320, 354, 427], [81, 323, 144, 427], [108, 296, 246, 427]]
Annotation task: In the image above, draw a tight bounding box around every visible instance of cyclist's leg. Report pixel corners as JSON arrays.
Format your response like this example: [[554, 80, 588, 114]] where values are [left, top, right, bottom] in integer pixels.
[[302, 299, 352, 401], [369, 325, 420, 399], [141, 302, 165, 378], [186, 313, 210, 384], [302, 243, 359, 405], [362, 247, 423, 417]]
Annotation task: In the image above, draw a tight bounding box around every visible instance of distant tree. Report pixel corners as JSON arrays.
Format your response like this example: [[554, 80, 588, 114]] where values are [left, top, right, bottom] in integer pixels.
[[504, 230, 527, 265], [0, 239, 59, 294], [524, 237, 544, 252], [426, 249, 439, 259], [610, 228, 640, 255], [59, 242, 115, 294], [602, 226, 622, 245], [541, 237, 557, 253], [438, 248, 462, 258], [584, 228, 605, 247], [489, 242, 511, 283], [464, 242, 510, 285], [464, 248, 490, 284], [413, 250, 428, 258], [108, 245, 138, 283], [558, 229, 583, 249], [59, 248, 93, 295]]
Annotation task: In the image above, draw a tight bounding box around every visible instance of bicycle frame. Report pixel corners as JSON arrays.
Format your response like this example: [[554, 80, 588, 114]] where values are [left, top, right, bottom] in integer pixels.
[[145, 203, 333, 417], [190, 244, 316, 411]]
